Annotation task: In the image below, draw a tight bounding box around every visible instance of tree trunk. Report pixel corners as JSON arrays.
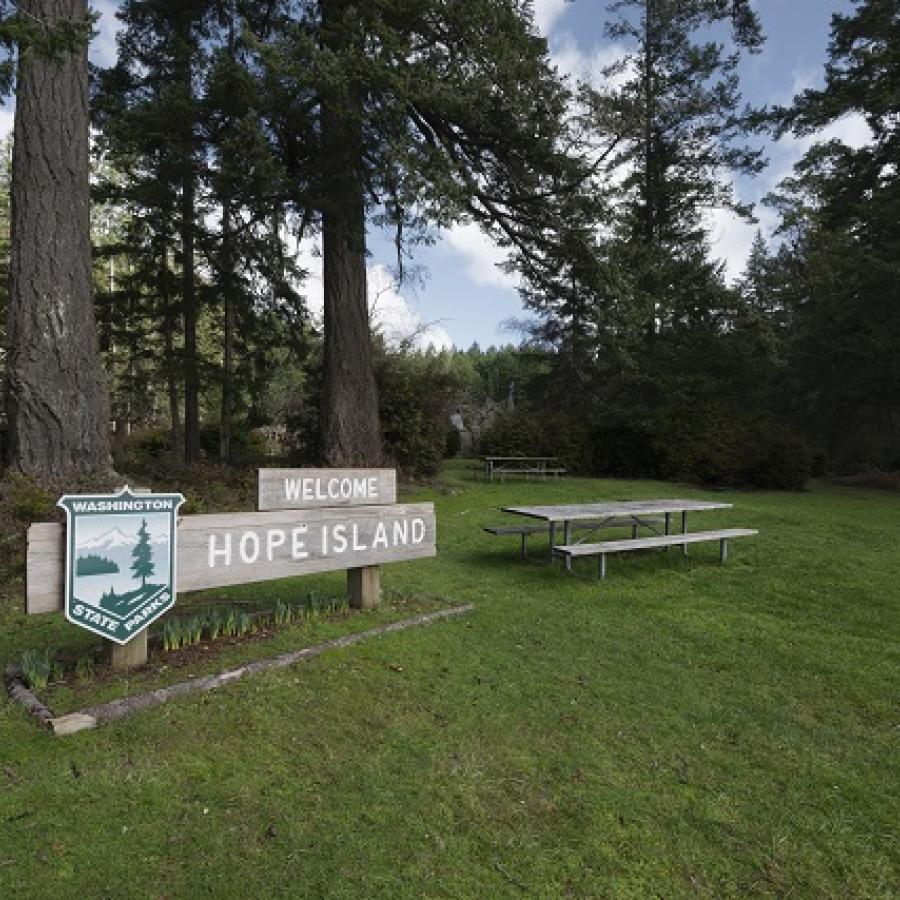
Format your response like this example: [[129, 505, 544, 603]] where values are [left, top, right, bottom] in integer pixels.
[[641, 0, 659, 338], [319, 0, 382, 467], [6, 0, 112, 483], [159, 239, 183, 459], [181, 171, 200, 464], [220, 197, 234, 462], [175, 15, 200, 465]]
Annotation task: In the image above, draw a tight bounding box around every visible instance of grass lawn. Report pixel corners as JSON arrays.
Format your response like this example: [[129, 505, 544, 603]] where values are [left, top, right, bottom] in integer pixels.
[[1, 460, 898, 898]]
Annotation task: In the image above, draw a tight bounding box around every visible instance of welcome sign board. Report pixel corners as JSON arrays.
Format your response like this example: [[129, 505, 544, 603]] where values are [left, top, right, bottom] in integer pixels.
[[258, 468, 397, 511]]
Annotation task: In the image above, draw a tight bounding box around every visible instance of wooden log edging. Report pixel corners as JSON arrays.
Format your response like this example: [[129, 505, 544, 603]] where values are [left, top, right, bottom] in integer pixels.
[[6, 605, 474, 736], [4, 665, 55, 730]]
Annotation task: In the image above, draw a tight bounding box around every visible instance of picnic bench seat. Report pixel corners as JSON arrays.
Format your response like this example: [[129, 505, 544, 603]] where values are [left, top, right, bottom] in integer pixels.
[[486, 516, 664, 558], [494, 467, 567, 480], [553, 528, 758, 579]]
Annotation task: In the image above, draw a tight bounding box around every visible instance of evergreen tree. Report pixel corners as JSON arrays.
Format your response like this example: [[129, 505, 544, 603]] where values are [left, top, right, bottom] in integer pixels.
[[94, 0, 309, 464], [131, 517, 155, 587], [94, 1, 211, 462], [769, 0, 900, 468], [263, 0, 596, 465], [590, 0, 765, 333]]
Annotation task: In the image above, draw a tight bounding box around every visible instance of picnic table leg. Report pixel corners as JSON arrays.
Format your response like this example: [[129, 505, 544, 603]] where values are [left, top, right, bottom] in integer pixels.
[[682, 511, 688, 557], [549, 521, 557, 563], [720, 539, 729, 562], [520, 533, 527, 560], [664, 512, 671, 551], [599, 553, 607, 580]]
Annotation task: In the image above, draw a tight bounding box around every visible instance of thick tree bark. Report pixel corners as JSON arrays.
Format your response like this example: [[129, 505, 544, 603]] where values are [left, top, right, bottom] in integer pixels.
[[319, 0, 382, 467], [181, 167, 200, 464], [175, 15, 200, 465], [6, 0, 112, 482], [219, 198, 234, 462], [158, 238, 183, 459]]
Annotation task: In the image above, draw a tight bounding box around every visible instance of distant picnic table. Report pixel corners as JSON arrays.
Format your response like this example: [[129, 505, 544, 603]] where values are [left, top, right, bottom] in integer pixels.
[[482, 455, 566, 481], [498, 498, 757, 579]]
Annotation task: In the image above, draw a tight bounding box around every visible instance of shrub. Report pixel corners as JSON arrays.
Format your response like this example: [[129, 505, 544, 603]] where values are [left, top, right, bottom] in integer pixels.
[[377, 350, 465, 476], [586, 408, 811, 490], [116, 426, 172, 469], [589, 423, 661, 479], [20, 648, 54, 691], [655, 406, 743, 486], [479, 411, 545, 457], [738, 419, 812, 490], [199, 426, 270, 465]]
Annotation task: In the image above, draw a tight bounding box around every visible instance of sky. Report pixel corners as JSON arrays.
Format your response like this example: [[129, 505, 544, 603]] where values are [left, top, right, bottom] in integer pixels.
[[1, 1, 871, 352]]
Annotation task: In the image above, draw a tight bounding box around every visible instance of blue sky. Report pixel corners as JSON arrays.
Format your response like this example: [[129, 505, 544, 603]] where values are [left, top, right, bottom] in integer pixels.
[[2, 1, 869, 351]]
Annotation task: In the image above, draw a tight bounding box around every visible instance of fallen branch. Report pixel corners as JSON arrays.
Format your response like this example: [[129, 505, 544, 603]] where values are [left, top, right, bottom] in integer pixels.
[[4, 665, 54, 729]]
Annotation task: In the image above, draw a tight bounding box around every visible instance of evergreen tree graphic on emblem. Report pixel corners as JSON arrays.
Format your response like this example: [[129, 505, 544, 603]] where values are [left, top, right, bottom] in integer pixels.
[[131, 518, 156, 588]]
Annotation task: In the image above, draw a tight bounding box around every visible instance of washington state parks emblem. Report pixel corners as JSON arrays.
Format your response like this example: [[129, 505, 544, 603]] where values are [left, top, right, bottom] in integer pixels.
[[58, 487, 185, 644]]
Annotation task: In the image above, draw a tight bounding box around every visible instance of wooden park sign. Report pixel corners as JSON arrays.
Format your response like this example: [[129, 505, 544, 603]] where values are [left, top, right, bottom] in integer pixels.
[[26, 469, 436, 670]]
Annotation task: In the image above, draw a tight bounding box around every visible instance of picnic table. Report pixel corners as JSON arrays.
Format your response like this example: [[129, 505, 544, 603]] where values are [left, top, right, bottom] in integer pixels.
[[500, 499, 734, 562], [482, 455, 565, 481]]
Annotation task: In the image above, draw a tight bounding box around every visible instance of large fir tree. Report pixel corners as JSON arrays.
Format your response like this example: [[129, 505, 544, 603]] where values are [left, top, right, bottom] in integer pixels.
[[590, 0, 765, 334], [768, 0, 900, 468], [262, 0, 596, 465]]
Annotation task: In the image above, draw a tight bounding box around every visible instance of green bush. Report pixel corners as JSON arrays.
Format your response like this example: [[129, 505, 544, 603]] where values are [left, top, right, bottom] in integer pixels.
[[655, 406, 743, 486], [479, 410, 589, 474], [586, 409, 811, 489], [116, 426, 172, 469], [738, 419, 812, 490], [480, 411, 546, 457], [377, 350, 465, 476], [589, 423, 661, 479], [3, 471, 55, 522], [199, 426, 270, 464]]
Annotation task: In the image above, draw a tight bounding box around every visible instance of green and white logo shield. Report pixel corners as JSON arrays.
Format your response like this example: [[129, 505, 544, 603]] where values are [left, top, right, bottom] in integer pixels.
[[57, 487, 185, 644]]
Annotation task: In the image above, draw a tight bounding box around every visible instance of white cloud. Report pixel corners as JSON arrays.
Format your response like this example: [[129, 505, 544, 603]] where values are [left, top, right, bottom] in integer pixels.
[[444, 222, 521, 290], [764, 112, 874, 198], [704, 206, 770, 282], [368, 264, 454, 351], [532, 0, 569, 36], [90, 0, 121, 68], [0, 107, 13, 141], [550, 33, 630, 89], [292, 239, 453, 352]]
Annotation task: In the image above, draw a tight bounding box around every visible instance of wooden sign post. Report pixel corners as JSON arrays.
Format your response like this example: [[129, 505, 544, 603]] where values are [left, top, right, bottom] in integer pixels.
[[26, 470, 436, 671]]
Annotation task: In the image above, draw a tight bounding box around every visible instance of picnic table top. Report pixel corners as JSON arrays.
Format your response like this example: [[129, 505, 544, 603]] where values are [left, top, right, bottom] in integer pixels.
[[482, 455, 560, 462], [501, 499, 733, 522]]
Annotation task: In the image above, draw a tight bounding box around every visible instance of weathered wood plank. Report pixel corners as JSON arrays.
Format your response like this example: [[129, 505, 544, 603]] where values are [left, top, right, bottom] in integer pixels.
[[27, 503, 436, 615], [484, 516, 664, 537], [258, 468, 397, 511], [502, 499, 733, 521], [554, 528, 758, 558], [348, 566, 381, 610]]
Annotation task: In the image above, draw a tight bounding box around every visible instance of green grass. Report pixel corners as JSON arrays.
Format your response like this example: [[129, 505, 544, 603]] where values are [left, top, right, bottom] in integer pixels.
[[1, 460, 898, 898]]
